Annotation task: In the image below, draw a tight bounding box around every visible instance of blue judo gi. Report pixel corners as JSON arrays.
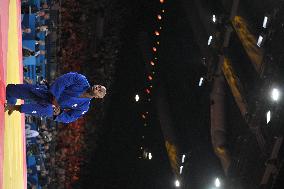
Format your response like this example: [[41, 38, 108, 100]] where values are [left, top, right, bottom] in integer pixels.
[[6, 72, 92, 123]]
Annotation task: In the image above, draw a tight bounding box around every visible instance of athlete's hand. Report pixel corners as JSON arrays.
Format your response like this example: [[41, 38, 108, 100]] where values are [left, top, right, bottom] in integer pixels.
[[52, 97, 60, 108], [53, 106, 61, 116]]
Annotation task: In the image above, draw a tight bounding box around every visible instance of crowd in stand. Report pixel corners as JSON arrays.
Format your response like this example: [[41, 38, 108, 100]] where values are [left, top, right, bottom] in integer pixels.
[[54, 119, 86, 189], [56, 0, 120, 188], [26, 117, 57, 189], [55, 1, 131, 188], [21, 0, 52, 85], [21, 0, 59, 188], [58, 0, 122, 86]]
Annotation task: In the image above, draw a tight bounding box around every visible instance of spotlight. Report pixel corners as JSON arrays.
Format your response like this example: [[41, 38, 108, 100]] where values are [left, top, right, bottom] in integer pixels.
[[271, 88, 280, 102], [208, 35, 213, 45], [267, 110, 271, 124], [257, 35, 263, 47], [199, 77, 204, 86], [175, 180, 180, 187], [148, 152, 152, 160], [262, 16, 268, 28], [182, 154, 186, 163], [215, 178, 221, 188], [212, 14, 216, 23], [179, 166, 183, 174], [135, 94, 140, 102]]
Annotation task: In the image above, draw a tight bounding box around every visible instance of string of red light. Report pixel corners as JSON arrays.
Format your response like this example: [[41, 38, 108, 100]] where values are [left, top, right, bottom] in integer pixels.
[[139, 0, 166, 129]]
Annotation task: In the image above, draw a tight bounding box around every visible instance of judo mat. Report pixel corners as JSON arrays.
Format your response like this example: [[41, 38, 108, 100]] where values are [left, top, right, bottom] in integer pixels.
[[0, 0, 26, 188]]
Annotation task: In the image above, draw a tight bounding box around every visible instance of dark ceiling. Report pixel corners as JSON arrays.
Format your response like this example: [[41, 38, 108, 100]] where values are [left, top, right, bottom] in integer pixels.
[[79, 0, 284, 189]]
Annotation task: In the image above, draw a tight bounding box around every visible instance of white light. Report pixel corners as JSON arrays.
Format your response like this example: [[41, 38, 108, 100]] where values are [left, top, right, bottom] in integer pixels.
[[263, 16, 268, 28], [182, 154, 186, 163], [148, 152, 152, 160], [208, 35, 213, 45], [212, 15, 216, 23], [175, 180, 180, 187], [199, 77, 204, 86], [257, 35, 263, 47], [215, 178, 221, 188], [135, 94, 140, 102], [179, 166, 183, 174], [271, 88, 280, 101], [267, 111, 271, 124], [143, 151, 148, 159]]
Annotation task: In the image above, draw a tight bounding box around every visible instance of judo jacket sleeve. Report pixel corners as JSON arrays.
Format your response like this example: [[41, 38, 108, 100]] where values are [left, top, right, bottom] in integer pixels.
[[54, 108, 88, 123], [49, 72, 89, 101]]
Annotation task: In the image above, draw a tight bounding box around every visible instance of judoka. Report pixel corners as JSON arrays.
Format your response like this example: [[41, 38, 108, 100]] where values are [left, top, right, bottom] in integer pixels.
[[5, 72, 106, 123]]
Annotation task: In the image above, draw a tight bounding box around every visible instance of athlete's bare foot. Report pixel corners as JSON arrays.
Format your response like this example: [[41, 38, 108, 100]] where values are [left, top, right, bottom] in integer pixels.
[[4, 104, 17, 115]]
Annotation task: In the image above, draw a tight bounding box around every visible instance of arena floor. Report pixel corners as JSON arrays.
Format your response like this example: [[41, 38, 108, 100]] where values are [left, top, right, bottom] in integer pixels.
[[0, 0, 26, 188]]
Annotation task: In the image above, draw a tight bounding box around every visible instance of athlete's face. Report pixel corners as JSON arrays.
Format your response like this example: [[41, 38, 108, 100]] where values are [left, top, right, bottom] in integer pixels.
[[90, 85, 106, 98]]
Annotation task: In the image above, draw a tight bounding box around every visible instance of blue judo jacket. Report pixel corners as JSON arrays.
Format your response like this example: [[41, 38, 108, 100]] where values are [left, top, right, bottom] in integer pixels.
[[49, 72, 92, 123]]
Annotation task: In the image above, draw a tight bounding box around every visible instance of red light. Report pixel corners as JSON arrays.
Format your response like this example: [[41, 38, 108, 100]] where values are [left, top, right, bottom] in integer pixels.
[[146, 88, 151, 94], [142, 114, 146, 119], [153, 47, 157, 52], [155, 31, 160, 36], [157, 15, 162, 20], [148, 75, 153, 81], [150, 61, 155, 66], [160, 0, 165, 3]]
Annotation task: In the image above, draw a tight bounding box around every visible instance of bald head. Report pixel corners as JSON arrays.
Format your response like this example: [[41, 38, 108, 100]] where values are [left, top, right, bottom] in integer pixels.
[[92, 85, 106, 99]]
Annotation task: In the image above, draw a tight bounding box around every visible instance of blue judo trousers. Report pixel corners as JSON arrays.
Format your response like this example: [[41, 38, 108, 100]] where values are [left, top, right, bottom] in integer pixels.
[[6, 72, 92, 123]]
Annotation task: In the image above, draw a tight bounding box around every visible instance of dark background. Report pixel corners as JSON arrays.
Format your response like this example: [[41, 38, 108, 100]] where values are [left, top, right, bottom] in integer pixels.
[[80, 1, 223, 189]]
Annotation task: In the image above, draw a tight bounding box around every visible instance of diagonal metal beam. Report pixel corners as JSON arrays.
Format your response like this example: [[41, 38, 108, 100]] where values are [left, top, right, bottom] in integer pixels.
[[231, 16, 264, 75], [222, 57, 249, 118]]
